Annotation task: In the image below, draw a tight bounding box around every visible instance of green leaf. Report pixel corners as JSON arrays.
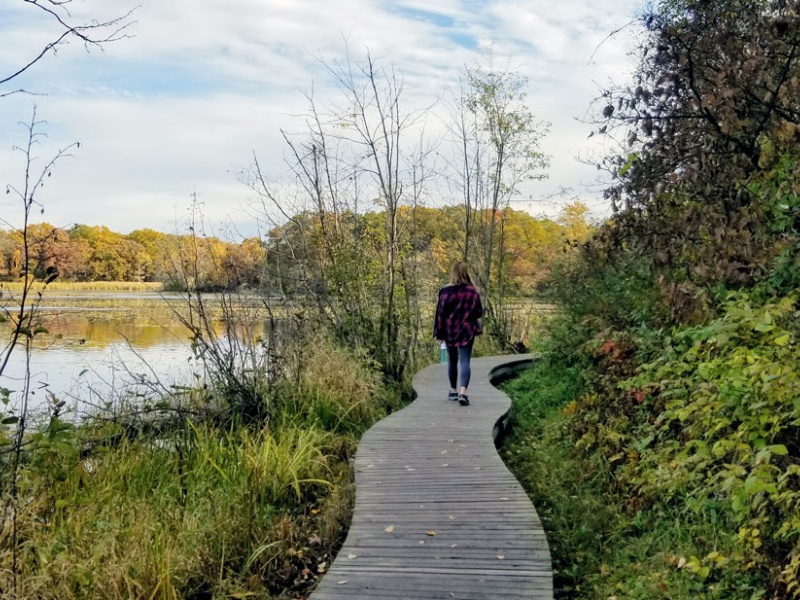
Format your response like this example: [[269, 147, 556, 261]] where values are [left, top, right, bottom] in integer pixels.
[[768, 444, 789, 456], [754, 313, 775, 332], [744, 475, 766, 495], [773, 333, 791, 346]]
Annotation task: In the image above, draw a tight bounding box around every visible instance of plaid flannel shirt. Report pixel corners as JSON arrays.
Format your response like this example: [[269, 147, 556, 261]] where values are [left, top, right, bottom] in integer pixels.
[[433, 283, 483, 347]]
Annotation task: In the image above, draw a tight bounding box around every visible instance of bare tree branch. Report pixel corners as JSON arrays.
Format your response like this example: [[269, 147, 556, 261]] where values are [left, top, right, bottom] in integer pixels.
[[1, 0, 137, 90]]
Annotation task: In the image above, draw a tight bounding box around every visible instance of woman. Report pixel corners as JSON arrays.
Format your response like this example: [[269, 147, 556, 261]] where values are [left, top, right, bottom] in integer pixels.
[[433, 262, 483, 406]]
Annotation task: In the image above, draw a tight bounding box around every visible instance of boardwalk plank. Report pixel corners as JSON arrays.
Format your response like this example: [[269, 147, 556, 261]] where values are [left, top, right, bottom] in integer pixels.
[[308, 355, 552, 600]]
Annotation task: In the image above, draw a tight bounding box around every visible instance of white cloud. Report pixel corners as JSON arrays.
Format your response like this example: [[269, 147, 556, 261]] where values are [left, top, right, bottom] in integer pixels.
[[1, 0, 645, 236]]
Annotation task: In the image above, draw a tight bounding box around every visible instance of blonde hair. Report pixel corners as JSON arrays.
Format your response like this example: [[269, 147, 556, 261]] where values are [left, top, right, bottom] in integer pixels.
[[449, 261, 472, 285]]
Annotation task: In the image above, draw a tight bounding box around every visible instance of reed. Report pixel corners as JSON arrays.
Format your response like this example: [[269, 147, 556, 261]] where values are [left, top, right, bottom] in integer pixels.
[[0, 335, 389, 599], [0, 280, 164, 292]]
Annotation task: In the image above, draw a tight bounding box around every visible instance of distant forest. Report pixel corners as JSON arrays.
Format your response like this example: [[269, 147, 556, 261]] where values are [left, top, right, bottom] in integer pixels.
[[0, 204, 588, 293]]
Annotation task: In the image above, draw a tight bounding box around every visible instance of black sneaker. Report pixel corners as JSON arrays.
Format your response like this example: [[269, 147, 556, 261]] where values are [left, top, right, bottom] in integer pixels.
[[448, 391, 459, 401], [458, 394, 470, 406]]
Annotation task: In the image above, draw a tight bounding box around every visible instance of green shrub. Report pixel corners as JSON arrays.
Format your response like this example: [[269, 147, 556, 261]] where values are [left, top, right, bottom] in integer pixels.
[[619, 291, 800, 594], [541, 253, 665, 364], [503, 349, 769, 598]]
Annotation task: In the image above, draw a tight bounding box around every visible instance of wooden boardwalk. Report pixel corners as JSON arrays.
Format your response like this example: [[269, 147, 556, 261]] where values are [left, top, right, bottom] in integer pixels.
[[309, 355, 553, 600]]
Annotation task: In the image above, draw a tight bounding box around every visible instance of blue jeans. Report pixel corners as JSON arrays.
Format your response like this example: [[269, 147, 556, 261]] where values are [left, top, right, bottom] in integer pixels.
[[447, 340, 473, 390]]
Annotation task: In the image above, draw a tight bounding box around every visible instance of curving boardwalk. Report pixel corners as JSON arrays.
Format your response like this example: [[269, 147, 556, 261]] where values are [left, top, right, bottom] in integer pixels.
[[309, 355, 553, 600]]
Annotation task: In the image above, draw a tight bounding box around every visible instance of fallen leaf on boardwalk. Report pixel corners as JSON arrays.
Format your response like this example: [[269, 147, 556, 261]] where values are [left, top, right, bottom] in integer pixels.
[[474, 467, 482, 470], [442, 463, 449, 467], [441, 450, 447, 454], [385, 525, 395, 533], [497, 555, 505, 560], [447, 439, 454, 443], [448, 515, 456, 520], [451, 544, 458, 548], [348, 554, 357, 560], [338, 580, 348, 585], [427, 530, 437, 536], [500, 497, 509, 500]]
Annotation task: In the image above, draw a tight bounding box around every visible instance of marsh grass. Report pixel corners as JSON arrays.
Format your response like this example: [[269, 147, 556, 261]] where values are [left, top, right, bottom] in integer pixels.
[[0, 281, 165, 293], [274, 332, 397, 435], [0, 335, 387, 599]]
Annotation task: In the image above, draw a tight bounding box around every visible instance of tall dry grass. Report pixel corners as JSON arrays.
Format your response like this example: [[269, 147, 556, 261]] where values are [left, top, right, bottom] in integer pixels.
[[0, 335, 388, 599], [0, 281, 164, 293]]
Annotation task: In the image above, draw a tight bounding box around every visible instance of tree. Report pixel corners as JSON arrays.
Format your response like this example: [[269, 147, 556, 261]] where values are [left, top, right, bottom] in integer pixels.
[[558, 200, 592, 244], [1, 7, 133, 580], [456, 61, 550, 345], [0, 111, 81, 590], [0, 231, 17, 278], [247, 51, 434, 381], [594, 0, 800, 298]]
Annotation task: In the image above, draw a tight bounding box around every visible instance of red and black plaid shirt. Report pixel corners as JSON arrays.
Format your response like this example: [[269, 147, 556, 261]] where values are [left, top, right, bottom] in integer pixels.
[[433, 283, 483, 347]]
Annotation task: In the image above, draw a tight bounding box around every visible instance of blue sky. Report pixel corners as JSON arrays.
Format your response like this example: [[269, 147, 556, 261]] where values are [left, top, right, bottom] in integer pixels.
[[0, 0, 644, 237]]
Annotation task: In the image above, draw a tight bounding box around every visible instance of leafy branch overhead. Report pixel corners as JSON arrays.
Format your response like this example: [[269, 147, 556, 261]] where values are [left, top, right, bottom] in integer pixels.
[[600, 0, 800, 207], [590, 0, 800, 301]]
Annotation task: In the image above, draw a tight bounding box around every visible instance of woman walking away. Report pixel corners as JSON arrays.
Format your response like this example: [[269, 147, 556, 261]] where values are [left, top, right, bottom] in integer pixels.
[[434, 262, 483, 406]]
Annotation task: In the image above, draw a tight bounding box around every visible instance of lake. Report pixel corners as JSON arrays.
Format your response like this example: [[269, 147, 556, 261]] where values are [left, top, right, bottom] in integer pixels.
[[0, 291, 270, 417]]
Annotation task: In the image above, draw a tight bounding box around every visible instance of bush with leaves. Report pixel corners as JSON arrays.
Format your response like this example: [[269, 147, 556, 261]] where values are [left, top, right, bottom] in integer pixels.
[[558, 290, 800, 597], [618, 292, 800, 595]]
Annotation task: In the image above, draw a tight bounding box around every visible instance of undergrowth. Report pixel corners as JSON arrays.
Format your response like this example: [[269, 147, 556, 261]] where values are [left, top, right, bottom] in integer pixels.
[[0, 334, 400, 599], [501, 328, 776, 599]]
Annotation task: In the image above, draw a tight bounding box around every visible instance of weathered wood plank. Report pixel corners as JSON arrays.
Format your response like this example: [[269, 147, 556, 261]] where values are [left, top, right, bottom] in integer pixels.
[[308, 355, 553, 599]]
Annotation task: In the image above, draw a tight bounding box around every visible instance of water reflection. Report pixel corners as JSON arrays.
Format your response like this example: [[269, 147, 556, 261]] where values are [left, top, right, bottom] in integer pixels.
[[0, 292, 269, 414]]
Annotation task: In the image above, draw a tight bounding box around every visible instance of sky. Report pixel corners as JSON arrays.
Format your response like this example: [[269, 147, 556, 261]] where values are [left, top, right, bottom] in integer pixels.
[[0, 0, 645, 238]]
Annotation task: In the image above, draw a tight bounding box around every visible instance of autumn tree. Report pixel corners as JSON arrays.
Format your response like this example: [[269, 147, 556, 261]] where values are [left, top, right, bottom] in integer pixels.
[[127, 228, 173, 281], [558, 201, 592, 245], [0, 231, 17, 277], [594, 0, 800, 312]]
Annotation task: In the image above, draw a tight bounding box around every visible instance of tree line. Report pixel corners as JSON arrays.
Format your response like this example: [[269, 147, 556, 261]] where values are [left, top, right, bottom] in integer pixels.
[[0, 223, 262, 288], [0, 204, 585, 293]]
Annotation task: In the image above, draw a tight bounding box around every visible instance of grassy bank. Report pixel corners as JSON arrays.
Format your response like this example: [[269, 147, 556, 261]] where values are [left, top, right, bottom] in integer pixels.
[[501, 342, 773, 599], [0, 334, 407, 599]]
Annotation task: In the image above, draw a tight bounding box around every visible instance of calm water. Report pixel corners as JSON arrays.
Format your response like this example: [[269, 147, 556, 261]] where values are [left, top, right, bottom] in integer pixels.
[[0, 292, 268, 416]]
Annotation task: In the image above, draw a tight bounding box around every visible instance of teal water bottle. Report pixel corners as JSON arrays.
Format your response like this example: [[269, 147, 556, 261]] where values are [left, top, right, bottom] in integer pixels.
[[439, 342, 447, 363]]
